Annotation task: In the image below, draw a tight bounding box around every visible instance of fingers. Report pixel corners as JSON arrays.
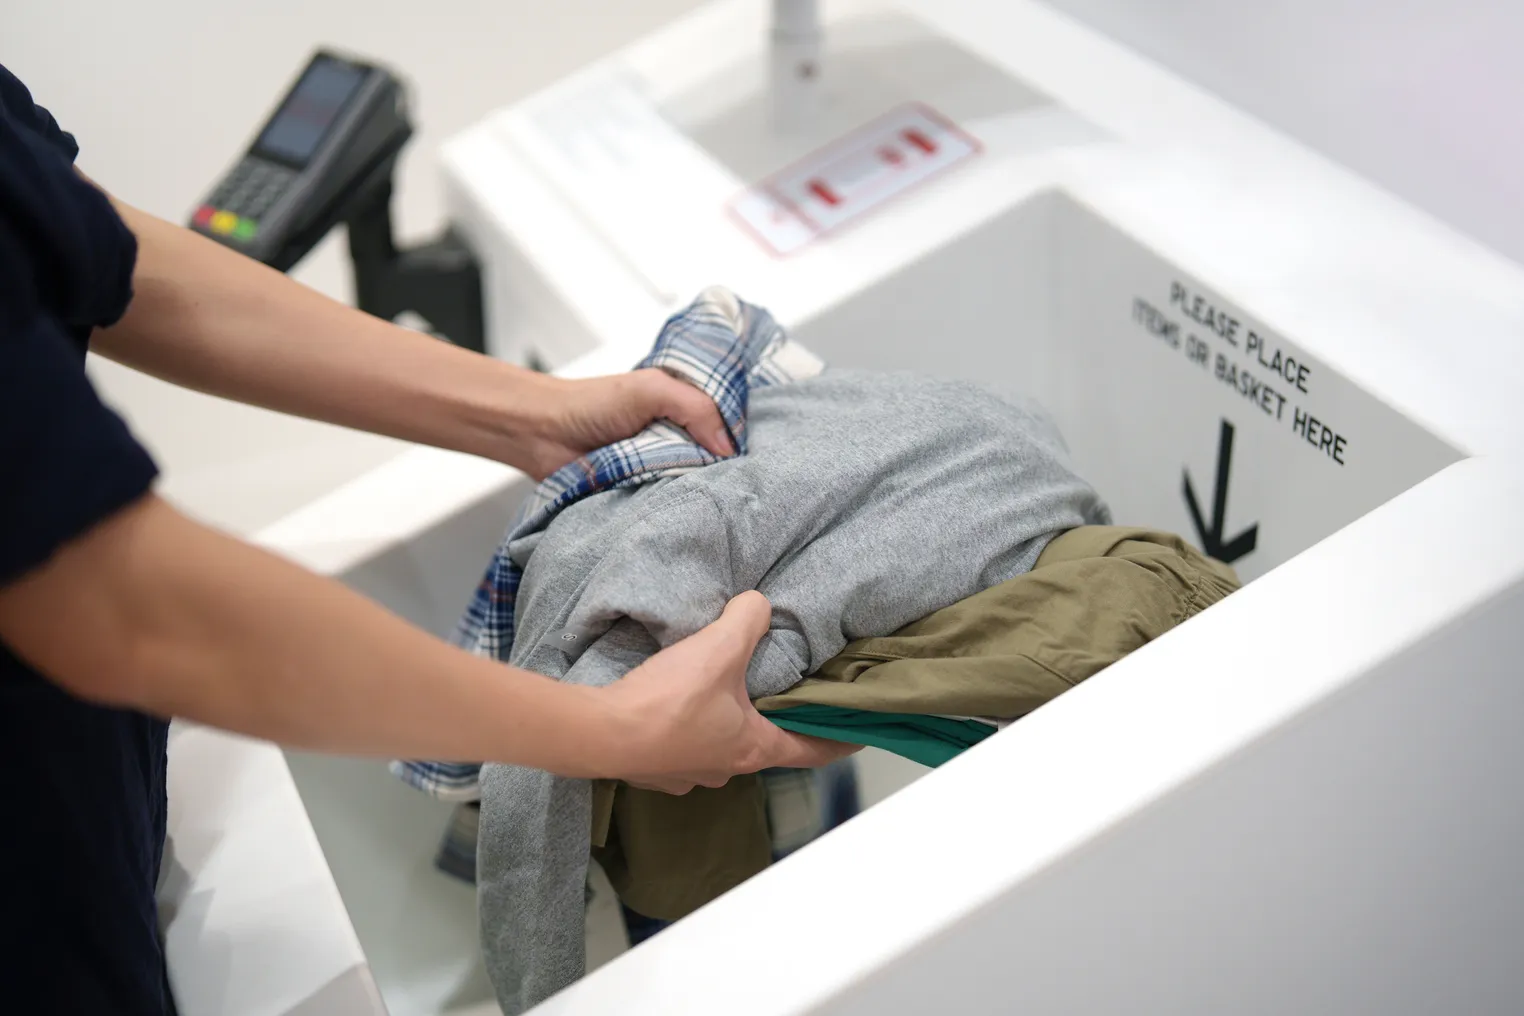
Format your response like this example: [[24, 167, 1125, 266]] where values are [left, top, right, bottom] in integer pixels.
[[630, 773, 736, 795], [630, 779, 698, 795], [753, 719, 862, 771], [638, 369, 736, 457]]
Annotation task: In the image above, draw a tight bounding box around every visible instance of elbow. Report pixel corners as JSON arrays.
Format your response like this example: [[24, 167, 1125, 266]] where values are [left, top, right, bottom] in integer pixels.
[[31, 625, 163, 712], [0, 578, 171, 713], [0, 493, 197, 715]]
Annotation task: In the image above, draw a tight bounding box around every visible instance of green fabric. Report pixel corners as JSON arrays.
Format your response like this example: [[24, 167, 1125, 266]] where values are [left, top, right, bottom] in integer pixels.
[[766, 705, 995, 768]]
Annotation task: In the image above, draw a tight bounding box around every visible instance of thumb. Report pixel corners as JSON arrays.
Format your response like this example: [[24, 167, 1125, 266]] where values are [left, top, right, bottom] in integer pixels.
[[669, 590, 770, 684], [703, 590, 771, 662], [638, 369, 736, 458]]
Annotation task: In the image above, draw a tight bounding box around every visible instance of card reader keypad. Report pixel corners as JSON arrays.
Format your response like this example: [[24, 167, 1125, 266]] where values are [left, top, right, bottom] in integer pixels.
[[194, 157, 296, 242]]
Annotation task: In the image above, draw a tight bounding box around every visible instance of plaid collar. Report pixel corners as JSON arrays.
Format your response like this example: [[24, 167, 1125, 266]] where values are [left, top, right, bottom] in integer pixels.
[[393, 287, 823, 799]]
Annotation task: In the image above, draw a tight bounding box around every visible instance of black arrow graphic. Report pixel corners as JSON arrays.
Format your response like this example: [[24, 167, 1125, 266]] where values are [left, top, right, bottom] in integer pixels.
[[1183, 418, 1259, 563]]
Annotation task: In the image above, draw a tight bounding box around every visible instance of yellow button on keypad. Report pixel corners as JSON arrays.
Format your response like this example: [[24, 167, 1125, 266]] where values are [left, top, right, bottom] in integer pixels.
[[210, 210, 238, 235]]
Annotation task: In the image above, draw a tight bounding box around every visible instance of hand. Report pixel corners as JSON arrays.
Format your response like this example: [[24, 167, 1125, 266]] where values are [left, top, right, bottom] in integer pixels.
[[593, 592, 858, 794], [514, 369, 736, 481]]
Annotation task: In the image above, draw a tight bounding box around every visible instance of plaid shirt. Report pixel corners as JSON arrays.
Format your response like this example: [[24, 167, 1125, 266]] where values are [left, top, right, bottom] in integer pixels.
[[392, 287, 823, 799]]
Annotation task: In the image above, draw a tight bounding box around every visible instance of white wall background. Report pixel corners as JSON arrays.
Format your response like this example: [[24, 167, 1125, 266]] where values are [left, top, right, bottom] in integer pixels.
[[1041, 0, 1524, 268], [4, 0, 702, 534]]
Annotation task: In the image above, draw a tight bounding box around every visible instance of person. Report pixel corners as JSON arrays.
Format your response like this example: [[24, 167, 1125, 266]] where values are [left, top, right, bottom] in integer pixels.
[[0, 63, 846, 1014]]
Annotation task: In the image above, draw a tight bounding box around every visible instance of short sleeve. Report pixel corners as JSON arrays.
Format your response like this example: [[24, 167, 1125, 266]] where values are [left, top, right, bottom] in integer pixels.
[[0, 64, 78, 162], [0, 310, 158, 583], [0, 64, 137, 331]]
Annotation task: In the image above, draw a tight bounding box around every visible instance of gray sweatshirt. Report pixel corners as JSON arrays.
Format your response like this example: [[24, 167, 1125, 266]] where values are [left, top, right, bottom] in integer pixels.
[[476, 369, 1110, 1013]]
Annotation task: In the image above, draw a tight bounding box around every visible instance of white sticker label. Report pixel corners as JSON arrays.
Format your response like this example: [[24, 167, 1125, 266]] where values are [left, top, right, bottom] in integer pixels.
[[729, 104, 980, 256]]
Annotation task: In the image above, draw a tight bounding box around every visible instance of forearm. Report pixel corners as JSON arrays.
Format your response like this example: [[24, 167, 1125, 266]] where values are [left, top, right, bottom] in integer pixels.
[[94, 199, 557, 464], [0, 494, 622, 776]]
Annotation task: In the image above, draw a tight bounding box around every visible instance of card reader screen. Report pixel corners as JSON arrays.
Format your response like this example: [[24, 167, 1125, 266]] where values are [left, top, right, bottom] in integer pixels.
[[253, 57, 366, 167]]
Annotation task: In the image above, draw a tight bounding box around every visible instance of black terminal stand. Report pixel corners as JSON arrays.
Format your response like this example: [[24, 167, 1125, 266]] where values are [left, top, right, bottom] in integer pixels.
[[344, 176, 486, 355]]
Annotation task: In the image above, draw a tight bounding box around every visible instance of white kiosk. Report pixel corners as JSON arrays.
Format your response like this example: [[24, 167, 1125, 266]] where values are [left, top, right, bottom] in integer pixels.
[[166, 2, 1524, 1013]]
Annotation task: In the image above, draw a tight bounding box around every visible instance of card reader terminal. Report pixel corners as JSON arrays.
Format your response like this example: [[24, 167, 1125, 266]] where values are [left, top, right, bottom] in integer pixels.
[[190, 51, 410, 270]]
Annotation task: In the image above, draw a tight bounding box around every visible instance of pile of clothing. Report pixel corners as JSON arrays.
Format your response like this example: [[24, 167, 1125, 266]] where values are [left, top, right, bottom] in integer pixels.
[[394, 288, 1239, 1014]]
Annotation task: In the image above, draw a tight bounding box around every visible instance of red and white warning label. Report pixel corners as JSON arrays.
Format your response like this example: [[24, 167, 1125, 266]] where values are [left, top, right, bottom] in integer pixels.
[[729, 103, 980, 256]]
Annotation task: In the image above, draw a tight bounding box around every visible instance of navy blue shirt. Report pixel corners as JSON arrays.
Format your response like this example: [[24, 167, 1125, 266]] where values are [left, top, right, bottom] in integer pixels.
[[0, 64, 169, 1014]]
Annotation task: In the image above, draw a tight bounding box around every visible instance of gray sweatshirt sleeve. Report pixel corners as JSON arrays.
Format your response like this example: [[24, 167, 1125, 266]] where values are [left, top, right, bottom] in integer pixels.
[[477, 620, 658, 1014]]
